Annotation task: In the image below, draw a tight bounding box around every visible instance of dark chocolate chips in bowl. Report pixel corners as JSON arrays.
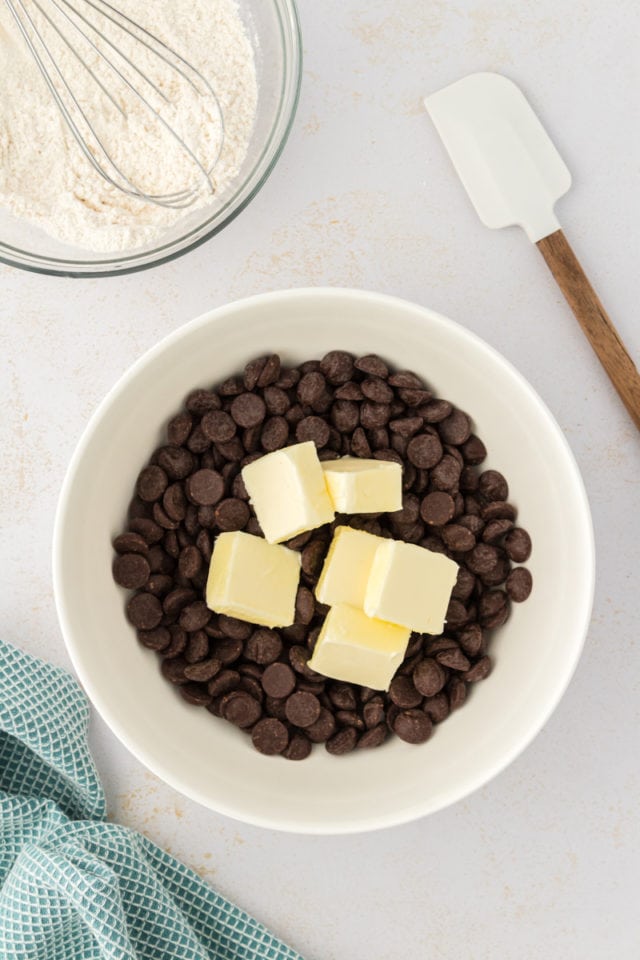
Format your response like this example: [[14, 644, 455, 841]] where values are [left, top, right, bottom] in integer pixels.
[[113, 351, 533, 759]]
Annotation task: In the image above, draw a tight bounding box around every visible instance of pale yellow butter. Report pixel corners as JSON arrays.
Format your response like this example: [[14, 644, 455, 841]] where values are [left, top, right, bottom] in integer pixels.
[[205, 531, 301, 628], [308, 603, 411, 691], [241, 441, 334, 544], [364, 540, 459, 635], [315, 525, 384, 608], [321, 456, 402, 514]]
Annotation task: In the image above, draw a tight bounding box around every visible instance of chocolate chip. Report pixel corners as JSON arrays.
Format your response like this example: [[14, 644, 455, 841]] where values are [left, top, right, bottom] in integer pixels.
[[320, 350, 354, 384], [301, 539, 327, 579], [360, 402, 391, 429], [335, 381, 363, 401], [184, 658, 222, 682], [261, 416, 289, 451], [201, 410, 235, 443], [218, 615, 252, 640], [389, 416, 423, 438], [389, 675, 422, 708], [184, 630, 209, 663], [435, 647, 470, 671], [113, 553, 150, 589], [464, 656, 492, 682], [330, 400, 360, 432], [178, 545, 202, 580], [420, 491, 454, 526], [349, 427, 371, 457], [162, 625, 187, 659], [388, 370, 422, 389], [326, 727, 358, 755], [264, 386, 290, 416], [285, 691, 322, 728], [506, 567, 533, 602], [482, 518, 514, 543], [212, 637, 244, 665], [185, 470, 225, 506], [297, 371, 326, 404], [257, 355, 281, 388], [214, 498, 250, 532], [413, 658, 446, 697], [481, 500, 517, 522], [478, 469, 509, 501], [460, 435, 486, 464], [208, 669, 241, 697], [441, 524, 475, 552], [243, 357, 266, 390], [163, 587, 196, 618], [354, 354, 389, 378], [179, 602, 211, 631], [296, 416, 330, 448], [363, 698, 385, 728], [161, 657, 188, 684], [295, 586, 315, 625], [137, 627, 170, 651], [327, 683, 357, 711], [167, 412, 193, 446], [222, 691, 262, 728], [306, 707, 337, 743], [407, 433, 443, 468], [448, 677, 467, 709], [230, 393, 267, 429], [466, 543, 500, 575], [357, 724, 388, 748], [394, 709, 432, 744], [185, 389, 221, 415], [438, 409, 471, 445], [156, 446, 195, 480], [262, 662, 296, 699], [251, 718, 289, 755], [244, 628, 282, 664], [136, 465, 168, 502], [335, 710, 364, 731], [423, 692, 450, 722], [113, 532, 149, 555], [430, 454, 462, 491], [127, 592, 163, 630], [458, 624, 484, 658], [420, 399, 452, 423], [361, 377, 394, 404], [280, 734, 310, 760], [504, 527, 532, 562]]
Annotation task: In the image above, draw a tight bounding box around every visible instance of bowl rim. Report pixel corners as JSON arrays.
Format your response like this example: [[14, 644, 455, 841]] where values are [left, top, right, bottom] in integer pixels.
[[52, 287, 596, 833], [0, 0, 302, 279]]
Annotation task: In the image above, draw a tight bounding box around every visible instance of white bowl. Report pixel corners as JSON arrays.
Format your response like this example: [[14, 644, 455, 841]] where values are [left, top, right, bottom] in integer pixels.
[[53, 288, 595, 834]]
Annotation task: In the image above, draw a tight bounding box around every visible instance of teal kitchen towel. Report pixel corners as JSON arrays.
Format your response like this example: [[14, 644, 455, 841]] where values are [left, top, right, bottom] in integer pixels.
[[0, 638, 302, 960]]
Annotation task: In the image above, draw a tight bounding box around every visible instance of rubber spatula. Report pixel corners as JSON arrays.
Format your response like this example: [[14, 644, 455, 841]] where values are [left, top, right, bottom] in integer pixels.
[[425, 72, 640, 431]]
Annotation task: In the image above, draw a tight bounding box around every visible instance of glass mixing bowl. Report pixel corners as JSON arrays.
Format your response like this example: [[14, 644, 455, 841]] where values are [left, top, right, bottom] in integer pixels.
[[0, 0, 301, 277]]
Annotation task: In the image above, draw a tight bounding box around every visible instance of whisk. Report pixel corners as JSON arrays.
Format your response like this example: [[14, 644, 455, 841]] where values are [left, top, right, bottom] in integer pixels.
[[4, 0, 225, 208]]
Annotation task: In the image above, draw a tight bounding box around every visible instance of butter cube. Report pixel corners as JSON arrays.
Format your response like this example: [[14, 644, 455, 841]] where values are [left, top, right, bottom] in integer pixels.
[[316, 525, 384, 608], [206, 531, 300, 628], [242, 441, 334, 544], [364, 540, 459, 635], [321, 457, 402, 514], [308, 603, 411, 691]]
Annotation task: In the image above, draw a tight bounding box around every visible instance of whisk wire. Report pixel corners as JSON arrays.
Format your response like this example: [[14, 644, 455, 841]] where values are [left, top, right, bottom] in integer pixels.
[[4, 0, 225, 208]]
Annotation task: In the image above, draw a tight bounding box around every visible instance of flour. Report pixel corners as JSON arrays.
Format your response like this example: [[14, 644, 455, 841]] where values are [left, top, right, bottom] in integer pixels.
[[0, 0, 257, 252]]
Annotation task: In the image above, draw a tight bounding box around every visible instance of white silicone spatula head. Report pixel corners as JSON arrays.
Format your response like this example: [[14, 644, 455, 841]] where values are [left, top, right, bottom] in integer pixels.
[[425, 72, 572, 242]]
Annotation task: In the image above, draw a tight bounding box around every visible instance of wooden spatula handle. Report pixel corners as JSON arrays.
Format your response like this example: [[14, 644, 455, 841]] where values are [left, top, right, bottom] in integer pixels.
[[536, 229, 640, 430]]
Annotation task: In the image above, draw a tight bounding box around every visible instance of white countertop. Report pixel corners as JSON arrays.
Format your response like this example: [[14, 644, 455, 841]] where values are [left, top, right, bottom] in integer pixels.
[[2, 1, 639, 957]]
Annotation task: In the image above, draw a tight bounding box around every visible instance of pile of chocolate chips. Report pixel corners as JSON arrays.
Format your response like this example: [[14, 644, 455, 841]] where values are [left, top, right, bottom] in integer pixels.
[[112, 352, 532, 759]]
